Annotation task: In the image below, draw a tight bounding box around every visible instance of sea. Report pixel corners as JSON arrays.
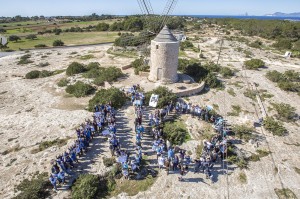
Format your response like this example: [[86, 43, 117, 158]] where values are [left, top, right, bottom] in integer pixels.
[[180, 15, 300, 21]]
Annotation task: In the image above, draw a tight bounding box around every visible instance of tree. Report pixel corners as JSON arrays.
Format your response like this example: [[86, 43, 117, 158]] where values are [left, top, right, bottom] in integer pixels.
[[273, 38, 292, 50], [25, 34, 37, 40], [96, 23, 109, 31], [9, 35, 21, 42], [65, 81, 95, 97], [145, 86, 177, 108], [244, 59, 265, 70], [53, 39, 64, 46]]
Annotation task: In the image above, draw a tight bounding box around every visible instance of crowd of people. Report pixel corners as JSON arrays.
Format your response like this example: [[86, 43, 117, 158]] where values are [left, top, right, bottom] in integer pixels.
[[48, 84, 231, 190]]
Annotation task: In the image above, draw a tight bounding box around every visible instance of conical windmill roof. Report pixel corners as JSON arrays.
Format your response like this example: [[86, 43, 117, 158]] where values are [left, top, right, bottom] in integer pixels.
[[153, 25, 178, 42]]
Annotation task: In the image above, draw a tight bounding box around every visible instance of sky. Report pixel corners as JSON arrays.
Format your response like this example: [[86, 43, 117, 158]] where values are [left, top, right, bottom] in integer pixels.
[[0, 0, 300, 17]]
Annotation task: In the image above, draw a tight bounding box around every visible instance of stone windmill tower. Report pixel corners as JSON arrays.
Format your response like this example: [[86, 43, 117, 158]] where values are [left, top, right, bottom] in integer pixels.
[[148, 25, 179, 84]]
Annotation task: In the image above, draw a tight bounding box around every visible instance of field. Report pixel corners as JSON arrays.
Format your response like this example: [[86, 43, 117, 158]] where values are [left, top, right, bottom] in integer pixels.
[[6, 32, 118, 50], [0, 19, 121, 50]]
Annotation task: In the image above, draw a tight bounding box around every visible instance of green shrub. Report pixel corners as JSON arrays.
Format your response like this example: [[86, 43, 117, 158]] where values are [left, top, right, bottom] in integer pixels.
[[263, 117, 287, 136], [93, 67, 123, 86], [274, 188, 297, 199], [244, 59, 265, 70], [220, 67, 234, 78], [80, 54, 95, 60], [266, 70, 284, 82], [103, 157, 116, 167], [34, 44, 47, 48], [66, 62, 86, 76], [66, 81, 95, 97], [88, 87, 126, 111], [31, 138, 70, 154], [205, 73, 222, 88], [227, 88, 236, 96], [180, 40, 194, 50], [72, 174, 101, 199], [203, 61, 221, 73], [163, 120, 190, 145], [249, 40, 263, 49], [228, 105, 242, 117], [25, 70, 41, 79], [238, 172, 247, 184], [25, 34, 37, 40], [53, 39, 64, 46], [57, 78, 69, 87], [273, 39, 292, 50], [39, 70, 53, 78], [18, 54, 33, 65], [86, 62, 101, 71], [272, 103, 296, 122], [131, 58, 149, 75], [14, 172, 51, 199], [232, 124, 254, 141], [243, 89, 257, 100], [145, 86, 177, 109]]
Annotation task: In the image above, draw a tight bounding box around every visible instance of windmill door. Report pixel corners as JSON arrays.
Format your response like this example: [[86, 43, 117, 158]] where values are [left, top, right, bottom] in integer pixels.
[[157, 68, 162, 80]]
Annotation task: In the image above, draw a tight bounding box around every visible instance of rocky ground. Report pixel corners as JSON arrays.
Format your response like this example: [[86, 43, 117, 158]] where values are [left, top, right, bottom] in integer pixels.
[[0, 28, 300, 199]]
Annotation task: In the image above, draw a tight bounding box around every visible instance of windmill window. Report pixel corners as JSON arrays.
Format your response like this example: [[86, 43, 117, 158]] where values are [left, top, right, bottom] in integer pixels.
[[156, 45, 159, 49]]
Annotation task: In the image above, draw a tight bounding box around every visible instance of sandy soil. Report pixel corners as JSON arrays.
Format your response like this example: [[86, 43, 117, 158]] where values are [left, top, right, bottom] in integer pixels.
[[0, 28, 300, 199]]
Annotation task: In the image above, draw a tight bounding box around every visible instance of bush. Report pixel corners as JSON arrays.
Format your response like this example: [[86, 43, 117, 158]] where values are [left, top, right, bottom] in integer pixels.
[[80, 54, 95, 60], [57, 78, 69, 87], [18, 54, 33, 65], [86, 62, 100, 71], [266, 70, 284, 82], [72, 174, 101, 199], [243, 89, 257, 100], [93, 67, 123, 86], [163, 120, 190, 145], [273, 39, 292, 50], [14, 173, 51, 199], [145, 86, 177, 109], [25, 34, 37, 40], [232, 124, 254, 141], [25, 70, 41, 79], [272, 103, 296, 122], [249, 40, 263, 49], [131, 58, 149, 75], [244, 59, 265, 70], [205, 73, 222, 88], [220, 67, 234, 78], [66, 81, 95, 97], [263, 117, 287, 136], [88, 87, 126, 111], [34, 44, 47, 48], [66, 62, 86, 76], [53, 39, 64, 46], [96, 22, 110, 31], [180, 40, 194, 50], [103, 157, 116, 167], [9, 35, 21, 42]]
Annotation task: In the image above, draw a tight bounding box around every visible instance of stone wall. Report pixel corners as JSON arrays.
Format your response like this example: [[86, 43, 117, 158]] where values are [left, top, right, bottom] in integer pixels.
[[174, 82, 206, 97]]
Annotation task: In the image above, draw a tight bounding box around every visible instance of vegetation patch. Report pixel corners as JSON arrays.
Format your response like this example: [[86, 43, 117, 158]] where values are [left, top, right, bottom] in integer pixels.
[[243, 89, 257, 101], [37, 62, 50, 67], [88, 87, 126, 111], [131, 58, 150, 75], [25, 70, 64, 79], [13, 172, 51, 199], [66, 62, 86, 76], [103, 157, 116, 167], [57, 78, 69, 87], [18, 54, 33, 65], [93, 67, 123, 86], [53, 39, 64, 46], [31, 138, 70, 154], [34, 44, 47, 48], [232, 124, 254, 141], [274, 188, 297, 199], [228, 105, 242, 117], [220, 67, 234, 78], [271, 103, 296, 122], [65, 81, 95, 98], [227, 88, 236, 96], [226, 145, 248, 169], [294, 167, 300, 175], [238, 172, 247, 184], [266, 70, 300, 94], [80, 54, 95, 60], [244, 59, 265, 70], [145, 86, 177, 109], [163, 120, 190, 145], [263, 117, 287, 136]]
